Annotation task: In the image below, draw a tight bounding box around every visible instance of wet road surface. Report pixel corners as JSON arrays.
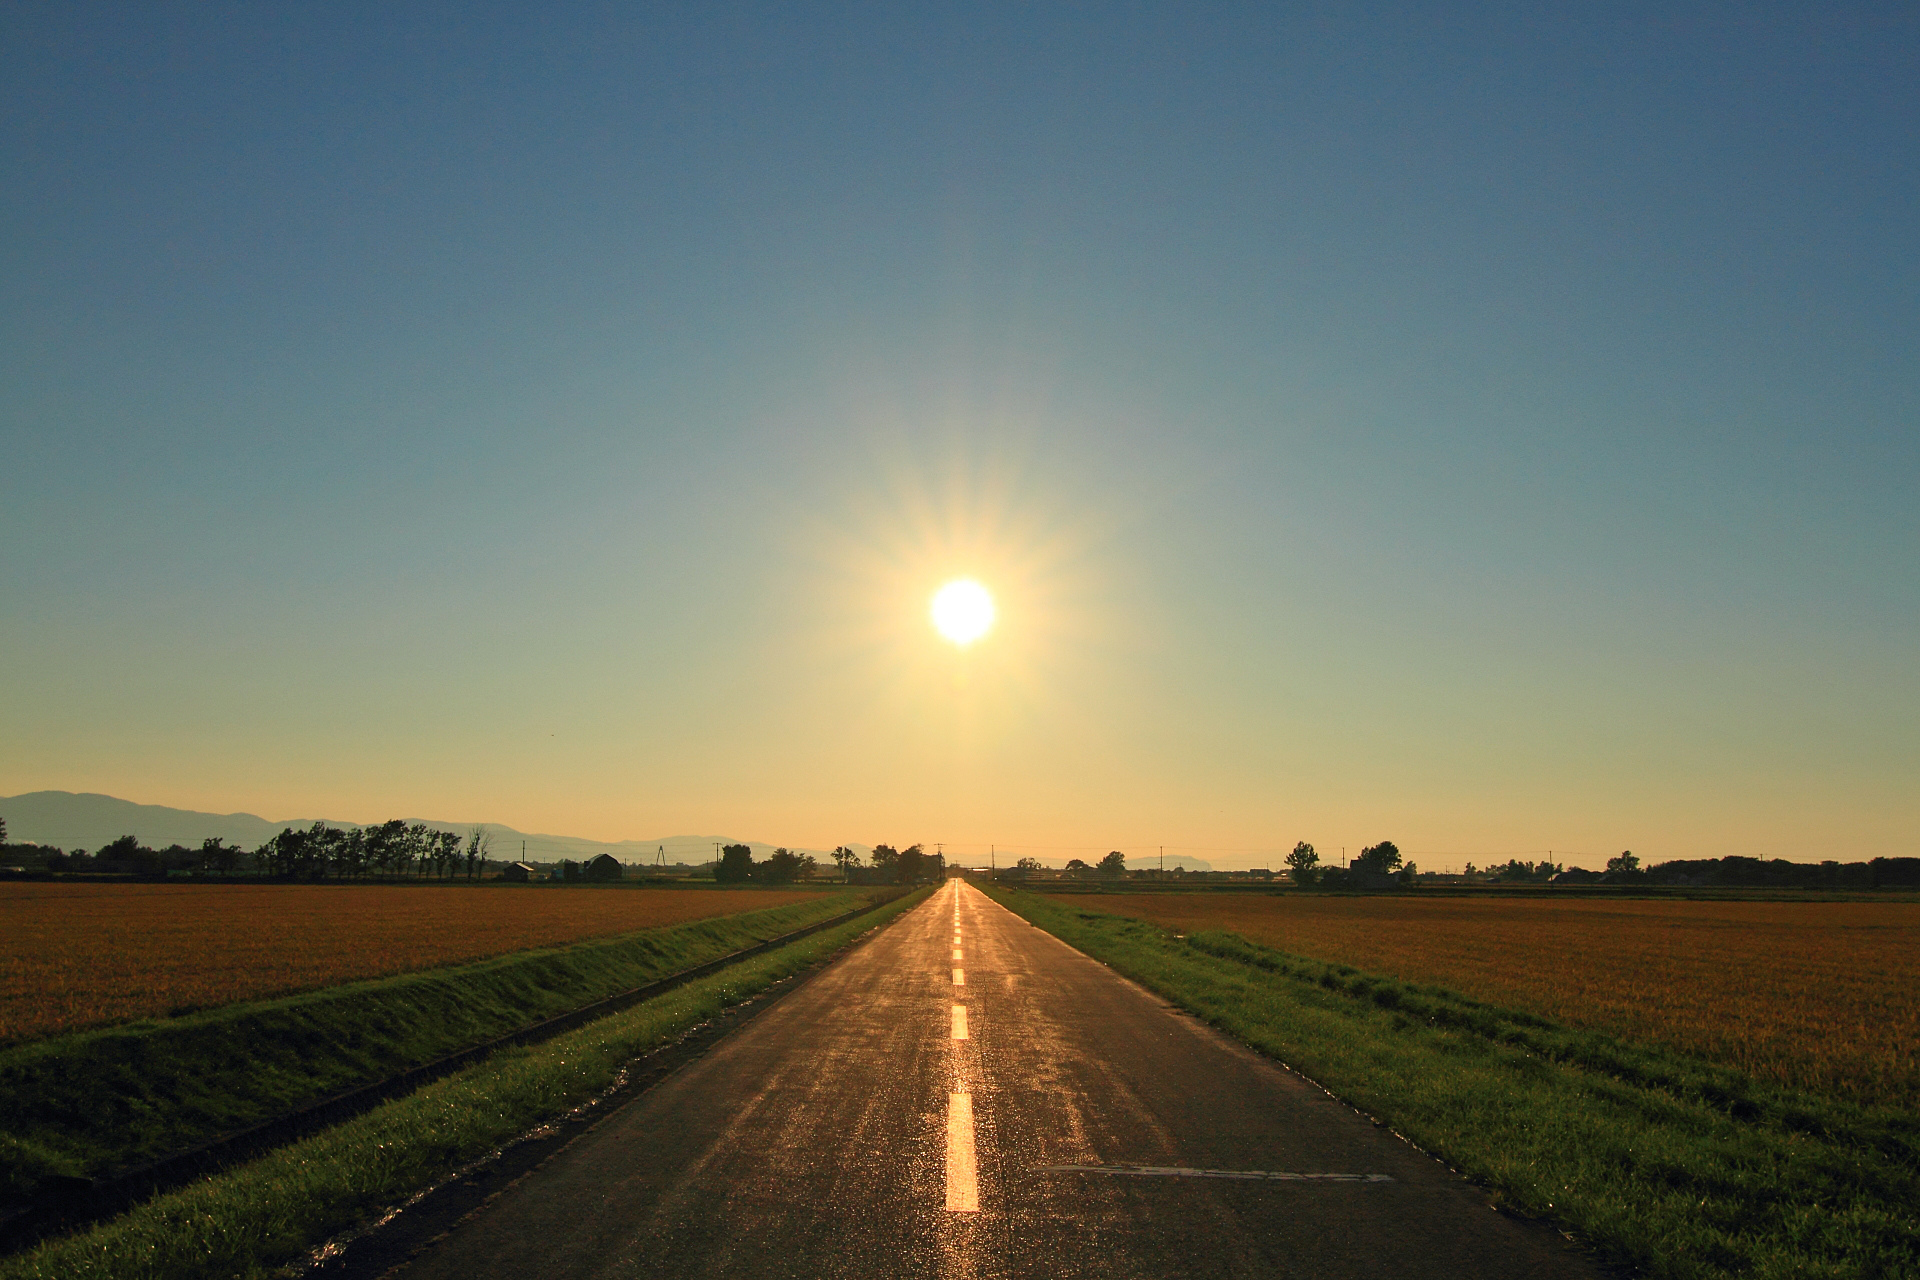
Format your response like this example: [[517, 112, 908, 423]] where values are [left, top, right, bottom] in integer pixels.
[[393, 881, 1604, 1279]]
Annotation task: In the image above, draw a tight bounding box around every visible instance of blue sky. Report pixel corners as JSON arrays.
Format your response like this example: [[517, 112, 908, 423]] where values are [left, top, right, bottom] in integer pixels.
[[3, 3, 1915, 866]]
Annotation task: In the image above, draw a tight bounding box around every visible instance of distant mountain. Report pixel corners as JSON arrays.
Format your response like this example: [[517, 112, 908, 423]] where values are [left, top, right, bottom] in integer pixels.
[[0, 791, 858, 867], [0, 791, 1224, 872], [2, 792, 321, 853]]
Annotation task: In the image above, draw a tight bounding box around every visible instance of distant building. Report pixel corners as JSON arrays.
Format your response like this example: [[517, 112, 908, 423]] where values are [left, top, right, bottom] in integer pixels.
[[583, 853, 623, 882], [502, 862, 537, 882]]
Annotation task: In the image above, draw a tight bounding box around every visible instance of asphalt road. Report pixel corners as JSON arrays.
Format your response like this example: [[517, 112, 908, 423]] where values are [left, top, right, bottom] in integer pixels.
[[392, 881, 1604, 1279]]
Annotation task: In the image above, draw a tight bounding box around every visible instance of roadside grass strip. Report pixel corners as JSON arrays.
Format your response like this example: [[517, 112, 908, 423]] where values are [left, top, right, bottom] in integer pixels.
[[0, 892, 878, 1204], [0, 888, 932, 1280], [988, 888, 1920, 1280]]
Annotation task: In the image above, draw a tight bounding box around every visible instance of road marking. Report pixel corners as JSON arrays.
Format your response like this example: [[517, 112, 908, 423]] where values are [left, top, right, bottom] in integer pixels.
[[946, 1093, 979, 1211], [952, 947, 964, 960], [1033, 1165, 1395, 1183], [951, 1004, 969, 1039], [953, 968, 965, 985]]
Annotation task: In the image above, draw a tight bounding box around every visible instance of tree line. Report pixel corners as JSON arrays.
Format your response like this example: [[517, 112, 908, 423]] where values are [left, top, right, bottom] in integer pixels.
[[8, 821, 493, 880], [712, 844, 817, 884], [253, 821, 488, 879], [1279, 843, 1920, 889], [707, 842, 950, 884], [1281, 841, 1418, 887], [823, 843, 947, 885], [11, 810, 1914, 890], [1556, 852, 1920, 890], [993, 851, 1128, 879]]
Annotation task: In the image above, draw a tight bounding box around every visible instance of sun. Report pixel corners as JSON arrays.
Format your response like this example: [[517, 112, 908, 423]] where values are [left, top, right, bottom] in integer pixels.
[[931, 579, 995, 645]]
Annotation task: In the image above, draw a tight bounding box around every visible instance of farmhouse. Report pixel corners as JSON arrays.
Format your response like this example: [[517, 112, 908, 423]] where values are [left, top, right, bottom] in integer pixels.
[[502, 862, 537, 882], [583, 853, 623, 882]]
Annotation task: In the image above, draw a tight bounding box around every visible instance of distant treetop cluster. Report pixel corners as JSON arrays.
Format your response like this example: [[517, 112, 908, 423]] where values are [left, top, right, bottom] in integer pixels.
[[0, 820, 492, 880], [712, 843, 817, 884]]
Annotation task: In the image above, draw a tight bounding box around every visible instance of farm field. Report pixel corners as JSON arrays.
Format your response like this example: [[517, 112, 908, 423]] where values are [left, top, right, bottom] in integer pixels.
[[1043, 891, 1920, 1108], [0, 882, 835, 1045]]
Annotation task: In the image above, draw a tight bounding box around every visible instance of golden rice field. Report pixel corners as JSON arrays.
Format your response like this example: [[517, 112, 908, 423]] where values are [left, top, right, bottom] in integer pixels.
[[0, 882, 833, 1046], [1048, 892, 1920, 1109]]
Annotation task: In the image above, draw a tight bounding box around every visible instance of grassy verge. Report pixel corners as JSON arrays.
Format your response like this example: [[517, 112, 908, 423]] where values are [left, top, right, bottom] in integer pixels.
[[0, 891, 879, 1199], [0, 886, 932, 1280], [988, 886, 1919, 1280]]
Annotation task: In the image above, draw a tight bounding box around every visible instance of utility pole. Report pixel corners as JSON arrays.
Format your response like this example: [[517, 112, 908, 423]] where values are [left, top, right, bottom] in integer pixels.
[[990, 844, 995, 880], [1160, 845, 1164, 874]]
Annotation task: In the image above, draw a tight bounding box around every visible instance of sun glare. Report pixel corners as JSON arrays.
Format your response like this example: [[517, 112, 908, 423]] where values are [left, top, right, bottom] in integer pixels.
[[931, 579, 995, 645]]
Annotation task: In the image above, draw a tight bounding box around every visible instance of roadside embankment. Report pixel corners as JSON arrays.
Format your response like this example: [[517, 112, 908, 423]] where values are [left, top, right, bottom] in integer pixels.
[[0, 887, 932, 1280], [1, 891, 884, 1208], [988, 886, 1920, 1280]]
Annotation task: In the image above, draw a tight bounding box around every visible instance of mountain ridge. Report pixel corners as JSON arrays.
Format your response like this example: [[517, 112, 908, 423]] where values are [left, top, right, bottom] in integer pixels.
[[0, 791, 1216, 871], [0, 791, 861, 866]]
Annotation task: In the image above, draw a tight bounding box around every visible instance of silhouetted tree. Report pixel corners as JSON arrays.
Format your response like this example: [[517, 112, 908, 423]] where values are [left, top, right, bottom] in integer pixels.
[[715, 843, 755, 883], [427, 829, 461, 878], [1097, 850, 1127, 876], [305, 822, 344, 878], [402, 823, 434, 877], [896, 844, 927, 883], [832, 846, 860, 880], [1353, 841, 1403, 875], [97, 834, 162, 875], [1285, 841, 1319, 885], [1489, 858, 1561, 883], [465, 826, 492, 879], [259, 826, 324, 878], [757, 848, 817, 883], [336, 827, 367, 878], [362, 820, 404, 876], [198, 837, 242, 876]]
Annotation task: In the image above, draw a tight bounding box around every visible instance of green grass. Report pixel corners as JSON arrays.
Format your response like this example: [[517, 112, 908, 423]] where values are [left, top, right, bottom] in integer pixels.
[[0, 887, 933, 1280], [0, 891, 882, 1200], [988, 886, 1920, 1280]]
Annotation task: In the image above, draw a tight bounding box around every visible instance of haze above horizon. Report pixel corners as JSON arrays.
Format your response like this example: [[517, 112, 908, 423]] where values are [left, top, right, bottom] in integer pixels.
[[3, 5, 1915, 864]]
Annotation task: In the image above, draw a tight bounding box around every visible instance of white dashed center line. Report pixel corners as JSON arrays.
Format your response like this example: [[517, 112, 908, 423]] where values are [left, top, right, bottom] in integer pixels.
[[946, 1092, 979, 1211], [945, 883, 979, 1213]]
